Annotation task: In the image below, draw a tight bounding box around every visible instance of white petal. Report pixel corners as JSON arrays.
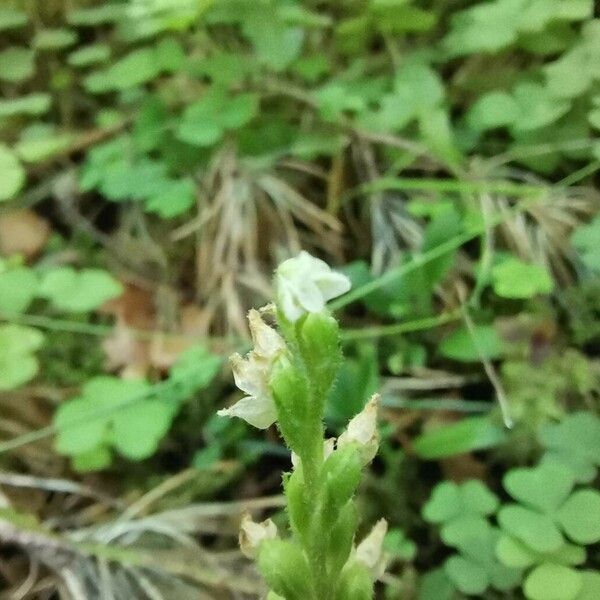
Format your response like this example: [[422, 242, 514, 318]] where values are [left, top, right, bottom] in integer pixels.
[[230, 353, 265, 398], [315, 271, 352, 301], [277, 280, 305, 322], [248, 309, 285, 358], [239, 513, 278, 558], [356, 519, 388, 576], [338, 394, 380, 465], [294, 278, 326, 313], [217, 395, 277, 429]]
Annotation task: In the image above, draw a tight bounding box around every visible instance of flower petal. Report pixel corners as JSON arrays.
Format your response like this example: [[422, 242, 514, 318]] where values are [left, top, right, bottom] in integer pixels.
[[239, 512, 278, 558], [217, 395, 277, 429], [356, 519, 388, 576], [315, 270, 351, 301], [248, 309, 285, 358], [338, 394, 380, 465]]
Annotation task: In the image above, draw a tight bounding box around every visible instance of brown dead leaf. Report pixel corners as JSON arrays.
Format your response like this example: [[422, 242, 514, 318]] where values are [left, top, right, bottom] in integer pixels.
[[0, 209, 50, 259]]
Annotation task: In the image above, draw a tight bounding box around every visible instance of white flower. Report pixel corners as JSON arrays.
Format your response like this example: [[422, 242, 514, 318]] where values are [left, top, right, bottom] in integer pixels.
[[338, 394, 380, 465], [356, 519, 388, 577], [239, 513, 278, 558], [275, 251, 351, 322], [218, 309, 285, 429]]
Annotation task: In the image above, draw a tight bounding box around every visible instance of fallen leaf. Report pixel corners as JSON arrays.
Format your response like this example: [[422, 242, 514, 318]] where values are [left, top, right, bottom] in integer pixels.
[[0, 209, 50, 259]]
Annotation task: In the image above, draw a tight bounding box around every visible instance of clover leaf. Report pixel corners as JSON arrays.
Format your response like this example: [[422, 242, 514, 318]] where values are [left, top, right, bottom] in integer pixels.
[[491, 256, 553, 299], [0, 265, 38, 314], [54, 345, 221, 471], [54, 376, 174, 470], [38, 267, 123, 313], [0, 144, 26, 201], [0, 324, 44, 390], [571, 215, 600, 272], [439, 324, 504, 362], [441, 515, 523, 595], [176, 87, 258, 147], [499, 462, 600, 553], [423, 480, 499, 526], [524, 563, 582, 600], [539, 412, 600, 483]]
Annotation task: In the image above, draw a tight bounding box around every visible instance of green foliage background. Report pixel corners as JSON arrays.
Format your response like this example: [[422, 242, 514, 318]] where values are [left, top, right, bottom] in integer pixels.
[[0, 1, 599, 599]]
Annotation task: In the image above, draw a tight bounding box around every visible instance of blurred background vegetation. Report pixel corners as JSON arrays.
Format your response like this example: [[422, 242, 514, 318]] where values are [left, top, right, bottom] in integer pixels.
[[0, 0, 599, 598]]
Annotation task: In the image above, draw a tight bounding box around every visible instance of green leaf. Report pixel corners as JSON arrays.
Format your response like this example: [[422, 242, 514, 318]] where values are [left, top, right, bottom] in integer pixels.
[[467, 91, 519, 131], [0, 324, 44, 390], [418, 568, 455, 600], [414, 416, 506, 459], [0, 8, 27, 31], [524, 564, 583, 600], [0, 48, 35, 82], [491, 256, 553, 298], [556, 490, 600, 545], [144, 177, 196, 218], [54, 377, 150, 458], [67, 4, 125, 25], [111, 399, 177, 459], [510, 82, 571, 132], [0, 267, 38, 314], [384, 528, 417, 561], [578, 571, 600, 600], [440, 324, 503, 362], [0, 94, 52, 118], [85, 47, 160, 92], [572, 216, 600, 272], [39, 267, 123, 313], [444, 555, 489, 595], [176, 88, 258, 147], [423, 480, 498, 523], [67, 43, 111, 68], [498, 505, 564, 553], [503, 462, 575, 513], [16, 123, 73, 163], [539, 412, 600, 481], [0, 144, 26, 202], [33, 28, 78, 50], [496, 534, 586, 569]]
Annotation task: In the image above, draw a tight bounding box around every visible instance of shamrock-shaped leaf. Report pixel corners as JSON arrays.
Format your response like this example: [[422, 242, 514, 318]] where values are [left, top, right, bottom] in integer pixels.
[[0, 47, 35, 82], [440, 516, 523, 595], [33, 28, 78, 50], [491, 256, 553, 299], [383, 528, 417, 561], [0, 266, 38, 314], [39, 267, 122, 313], [440, 324, 503, 362], [0, 144, 26, 202], [539, 412, 600, 483], [0, 324, 44, 390], [524, 563, 582, 600], [499, 462, 600, 553], [54, 376, 176, 469], [176, 87, 258, 147], [0, 7, 27, 31], [556, 490, 600, 545], [571, 216, 600, 272], [423, 480, 499, 525], [497, 533, 586, 569], [578, 571, 600, 600], [0, 94, 52, 118]]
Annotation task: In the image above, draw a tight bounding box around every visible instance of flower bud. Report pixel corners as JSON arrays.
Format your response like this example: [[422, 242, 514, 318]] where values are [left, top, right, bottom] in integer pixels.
[[239, 513, 278, 559], [356, 519, 388, 578], [338, 394, 380, 465]]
